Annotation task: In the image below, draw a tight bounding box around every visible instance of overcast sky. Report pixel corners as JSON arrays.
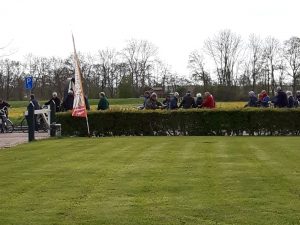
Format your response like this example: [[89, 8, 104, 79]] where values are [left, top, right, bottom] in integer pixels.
[[1, 0, 300, 77]]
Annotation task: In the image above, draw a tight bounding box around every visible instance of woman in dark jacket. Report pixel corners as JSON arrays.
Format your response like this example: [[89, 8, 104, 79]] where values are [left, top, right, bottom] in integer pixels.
[[287, 91, 295, 108], [244, 91, 257, 107]]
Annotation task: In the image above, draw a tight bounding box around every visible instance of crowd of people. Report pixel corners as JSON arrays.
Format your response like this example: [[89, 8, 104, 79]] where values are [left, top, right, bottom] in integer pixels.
[[244, 87, 300, 108], [140, 90, 216, 110], [1, 86, 300, 122]]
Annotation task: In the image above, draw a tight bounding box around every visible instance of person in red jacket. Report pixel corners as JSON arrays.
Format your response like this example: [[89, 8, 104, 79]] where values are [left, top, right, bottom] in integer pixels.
[[201, 92, 216, 108]]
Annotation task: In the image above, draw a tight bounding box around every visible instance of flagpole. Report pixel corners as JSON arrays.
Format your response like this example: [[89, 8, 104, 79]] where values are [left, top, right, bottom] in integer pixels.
[[86, 116, 90, 136], [71, 33, 91, 136]]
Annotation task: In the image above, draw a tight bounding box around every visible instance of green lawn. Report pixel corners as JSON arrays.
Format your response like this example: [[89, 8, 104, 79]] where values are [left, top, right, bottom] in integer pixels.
[[0, 137, 300, 225]]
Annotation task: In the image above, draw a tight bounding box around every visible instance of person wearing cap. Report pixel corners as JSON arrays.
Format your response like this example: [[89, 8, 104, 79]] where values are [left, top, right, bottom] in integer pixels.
[[45, 92, 61, 112], [169, 92, 179, 110], [145, 92, 162, 110], [179, 91, 196, 109], [244, 91, 258, 107], [97, 92, 109, 110], [201, 92, 216, 108], [273, 87, 287, 108], [195, 93, 203, 108]]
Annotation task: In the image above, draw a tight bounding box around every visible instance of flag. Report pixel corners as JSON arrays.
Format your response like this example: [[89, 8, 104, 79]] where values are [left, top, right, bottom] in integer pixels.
[[72, 35, 87, 118]]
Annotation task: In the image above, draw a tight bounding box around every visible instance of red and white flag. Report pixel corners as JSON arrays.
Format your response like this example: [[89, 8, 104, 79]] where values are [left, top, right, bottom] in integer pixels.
[[72, 35, 87, 118]]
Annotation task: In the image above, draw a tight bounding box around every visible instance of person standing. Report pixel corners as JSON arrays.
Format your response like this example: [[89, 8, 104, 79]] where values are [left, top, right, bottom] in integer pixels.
[[62, 90, 74, 111], [45, 92, 61, 112], [97, 92, 109, 110], [0, 99, 10, 117], [30, 94, 40, 110]]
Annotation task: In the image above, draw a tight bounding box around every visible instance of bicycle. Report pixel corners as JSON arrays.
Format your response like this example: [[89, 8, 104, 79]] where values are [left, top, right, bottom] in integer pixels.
[[0, 106, 14, 133], [20, 105, 49, 133]]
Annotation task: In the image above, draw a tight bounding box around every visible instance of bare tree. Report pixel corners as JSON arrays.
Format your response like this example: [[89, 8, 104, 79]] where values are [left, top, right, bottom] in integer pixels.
[[204, 29, 243, 86], [283, 36, 300, 95], [122, 39, 157, 95], [188, 50, 211, 89], [263, 36, 280, 95], [247, 34, 264, 91], [98, 48, 119, 97]]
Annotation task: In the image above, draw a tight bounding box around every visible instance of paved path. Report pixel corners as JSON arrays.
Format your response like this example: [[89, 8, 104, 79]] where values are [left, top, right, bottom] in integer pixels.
[[0, 132, 49, 149]]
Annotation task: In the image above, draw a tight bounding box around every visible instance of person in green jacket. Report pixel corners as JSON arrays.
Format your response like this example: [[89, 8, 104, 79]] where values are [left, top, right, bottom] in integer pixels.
[[97, 92, 109, 110]]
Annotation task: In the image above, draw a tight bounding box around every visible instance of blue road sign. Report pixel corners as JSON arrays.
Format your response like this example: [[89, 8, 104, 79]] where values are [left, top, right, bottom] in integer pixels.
[[25, 76, 33, 90]]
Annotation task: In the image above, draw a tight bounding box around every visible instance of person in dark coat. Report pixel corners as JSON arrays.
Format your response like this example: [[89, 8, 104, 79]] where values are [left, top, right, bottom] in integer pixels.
[[97, 92, 109, 110], [29, 94, 40, 131], [244, 91, 258, 107], [195, 93, 203, 107], [62, 90, 74, 111], [145, 92, 162, 110], [295, 90, 300, 107], [286, 91, 295, 108], [162, 95, 171, 109], [0, 99, 10, 117], [45, 92, 61, 112], [30, 94, 40, 110], [169, 92, 179, 110], [274, 87, 288, 108], [179, 91, 196, 109]]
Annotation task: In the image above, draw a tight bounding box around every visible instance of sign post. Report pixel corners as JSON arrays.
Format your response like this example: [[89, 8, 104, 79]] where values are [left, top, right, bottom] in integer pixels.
[[25, 76, 33, 90], [25, 76, 33, 100]]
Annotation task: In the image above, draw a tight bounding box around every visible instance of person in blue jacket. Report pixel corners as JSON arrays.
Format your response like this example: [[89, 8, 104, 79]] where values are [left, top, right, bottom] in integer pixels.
[[169, 92, 179, 110], [286, 91, 295, 108], [260, 90, 270, 107]]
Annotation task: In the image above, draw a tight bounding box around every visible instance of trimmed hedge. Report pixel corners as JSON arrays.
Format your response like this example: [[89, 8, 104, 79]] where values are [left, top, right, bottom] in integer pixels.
[[56, 109, 300, 136]]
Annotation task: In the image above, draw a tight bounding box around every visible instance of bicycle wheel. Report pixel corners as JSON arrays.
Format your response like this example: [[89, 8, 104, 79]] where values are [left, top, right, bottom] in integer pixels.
[[4, 119, 14, 133], [38, 118, 48, 133], [20, 118, 28, 133]]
